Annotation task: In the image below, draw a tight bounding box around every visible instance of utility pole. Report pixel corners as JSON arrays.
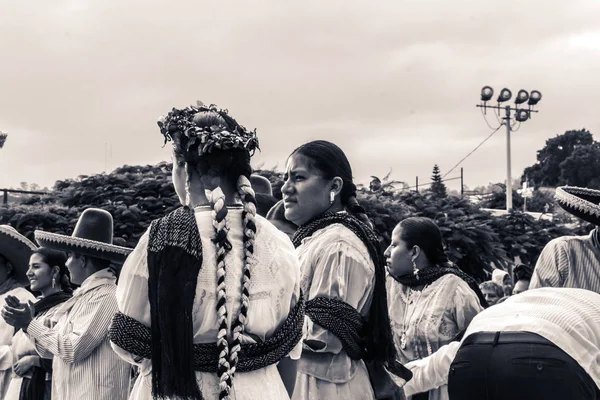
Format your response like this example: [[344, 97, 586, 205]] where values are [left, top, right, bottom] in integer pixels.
[[460, 167, 464, 196], [476, 87, 542, 212], [504, 105, 513, 210]]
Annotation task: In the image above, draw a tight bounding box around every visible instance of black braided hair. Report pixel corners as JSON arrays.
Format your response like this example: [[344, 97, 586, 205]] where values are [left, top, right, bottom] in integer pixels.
[[290, 140, 372, 227], [169, 107, 254, 400]]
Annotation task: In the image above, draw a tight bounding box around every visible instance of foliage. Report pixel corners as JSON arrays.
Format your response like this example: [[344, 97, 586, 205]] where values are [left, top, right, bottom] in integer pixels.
[[429, 164, 447, 198], [558, 142, 600, 189], [0, 165, 586, 283], [522, 129, 595, 187], [1, 163, 178, 248]]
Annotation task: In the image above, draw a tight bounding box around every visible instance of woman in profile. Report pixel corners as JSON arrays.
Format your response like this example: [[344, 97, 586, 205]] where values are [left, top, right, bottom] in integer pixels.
[[4, 248, 72, 400], [282, 140, 411, 400], [385, 217, 487, 400]]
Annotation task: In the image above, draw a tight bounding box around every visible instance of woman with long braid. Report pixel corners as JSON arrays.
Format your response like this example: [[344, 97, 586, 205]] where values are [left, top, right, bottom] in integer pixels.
[[109, 103, 304, 400], [282, 140, 412, 400], [384, 217, 486, 400]]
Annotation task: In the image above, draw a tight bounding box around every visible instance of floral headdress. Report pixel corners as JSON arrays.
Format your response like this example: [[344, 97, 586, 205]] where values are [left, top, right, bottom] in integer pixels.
[[157, 101, 259, 156]]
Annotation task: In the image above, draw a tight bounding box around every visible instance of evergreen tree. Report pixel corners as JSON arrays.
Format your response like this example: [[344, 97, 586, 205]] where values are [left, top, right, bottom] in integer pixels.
[[430, 164, 447, 198]]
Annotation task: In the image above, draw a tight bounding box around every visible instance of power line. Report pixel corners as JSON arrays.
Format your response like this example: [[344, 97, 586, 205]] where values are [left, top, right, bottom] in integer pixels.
[[405, 176, 461, 190], [443, 124, 503, 178]]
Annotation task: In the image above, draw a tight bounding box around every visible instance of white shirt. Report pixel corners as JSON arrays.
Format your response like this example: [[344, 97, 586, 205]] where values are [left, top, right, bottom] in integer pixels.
[[530, 230, 600, 293], [27, 268, 131, 400], [402, 288, 600, 395]]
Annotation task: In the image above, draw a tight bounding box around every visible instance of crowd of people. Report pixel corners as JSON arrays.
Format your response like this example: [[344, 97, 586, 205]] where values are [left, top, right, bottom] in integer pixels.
[[0, 102, 598, 400]]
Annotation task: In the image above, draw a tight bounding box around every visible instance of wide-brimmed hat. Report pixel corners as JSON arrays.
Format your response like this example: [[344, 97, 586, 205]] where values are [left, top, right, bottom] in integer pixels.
[[34, 208, 132, 263], [555, 186, 600, 226], [0, 225, 38, 284]]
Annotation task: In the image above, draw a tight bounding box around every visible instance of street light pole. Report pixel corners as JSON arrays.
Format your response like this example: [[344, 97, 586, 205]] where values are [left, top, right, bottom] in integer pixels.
[[504, 105, 512, 211], [476, 87, 542, 212]]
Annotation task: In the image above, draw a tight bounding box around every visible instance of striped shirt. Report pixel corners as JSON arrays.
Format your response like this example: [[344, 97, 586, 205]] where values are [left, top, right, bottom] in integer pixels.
[[26, 268, 131, 400], [402, 288, 600, 395], [530, 229, 600, 294]]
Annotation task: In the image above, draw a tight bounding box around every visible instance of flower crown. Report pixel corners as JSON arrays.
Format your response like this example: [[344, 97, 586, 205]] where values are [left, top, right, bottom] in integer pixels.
[[157, 101, 259, 156]]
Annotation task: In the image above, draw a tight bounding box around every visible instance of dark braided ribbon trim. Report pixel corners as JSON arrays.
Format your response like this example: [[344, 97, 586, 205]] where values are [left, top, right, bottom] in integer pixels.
[[110, 292, 305, 373], [305, 296, 367, 360]]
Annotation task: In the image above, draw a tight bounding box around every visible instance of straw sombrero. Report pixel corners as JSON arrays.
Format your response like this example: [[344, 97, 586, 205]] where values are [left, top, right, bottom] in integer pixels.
[[0, 225, 38, 284], [34, 208, 132, 263], [555, 186, 600, 226]]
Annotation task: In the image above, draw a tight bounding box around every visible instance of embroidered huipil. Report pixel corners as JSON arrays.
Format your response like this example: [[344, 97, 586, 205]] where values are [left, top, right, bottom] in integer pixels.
[[0, 281, 36, 398], [387, 274, 482, 400], [293, 223, 377, 400], [26, 269, 131, 400], [111, 208, 303, 400], [402, 288, 600, 394]]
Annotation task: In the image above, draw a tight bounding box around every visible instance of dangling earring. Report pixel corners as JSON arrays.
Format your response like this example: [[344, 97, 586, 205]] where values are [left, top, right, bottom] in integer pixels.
[[330, 191, 335, 204], [52, 277, 56, 289], [412, 258, 420, 280]]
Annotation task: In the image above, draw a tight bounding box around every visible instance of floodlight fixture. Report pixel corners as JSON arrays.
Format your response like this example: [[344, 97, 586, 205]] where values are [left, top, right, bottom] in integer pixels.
[[481, 86, 494, 102], [528, 90, 542, 106], [497, 88, 512, 103], [514, 90, 529, 105]]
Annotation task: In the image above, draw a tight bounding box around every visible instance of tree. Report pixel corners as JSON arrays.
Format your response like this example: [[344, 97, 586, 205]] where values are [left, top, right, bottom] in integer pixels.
[[522, 129, 594, 187], [430, 164, 447, 198], [558, 142, 600, 189]]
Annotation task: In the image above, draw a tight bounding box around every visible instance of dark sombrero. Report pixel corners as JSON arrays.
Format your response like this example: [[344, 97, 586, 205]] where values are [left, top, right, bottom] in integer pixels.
[[0, 225, 38, 285], [555, 186, 600, 226], [34, 208, 132, 263]]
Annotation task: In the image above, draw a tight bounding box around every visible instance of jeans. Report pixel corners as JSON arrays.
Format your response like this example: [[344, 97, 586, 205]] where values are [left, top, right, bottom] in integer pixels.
[[447, 331, 598, 400]]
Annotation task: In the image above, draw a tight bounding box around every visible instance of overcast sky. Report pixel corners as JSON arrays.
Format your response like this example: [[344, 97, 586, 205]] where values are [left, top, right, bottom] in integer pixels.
[[1, 0, 599, 192]]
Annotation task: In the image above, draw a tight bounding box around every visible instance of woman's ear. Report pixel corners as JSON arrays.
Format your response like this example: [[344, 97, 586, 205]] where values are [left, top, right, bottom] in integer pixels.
[[331, 177, 343, 196], [411, 245, 421, 261]]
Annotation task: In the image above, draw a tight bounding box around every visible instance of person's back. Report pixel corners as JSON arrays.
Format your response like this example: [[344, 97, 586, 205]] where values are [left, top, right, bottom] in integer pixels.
[[530, 231, 600, 293], [109, 102, 304, 400], [530, 186, 600, 294], [403, 288, 600, 399]]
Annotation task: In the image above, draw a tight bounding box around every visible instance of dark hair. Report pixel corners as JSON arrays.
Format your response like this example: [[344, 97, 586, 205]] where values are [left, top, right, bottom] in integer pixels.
[[171, 111, 252, 196], [479, 281, 503, 298], [513, 263, 533, 282], [291, 140, 371, 226], [32, 247, 73, 294], [163, 106, 258, 399], [0, 254, 14, 277], [398, 217, 448, 266]]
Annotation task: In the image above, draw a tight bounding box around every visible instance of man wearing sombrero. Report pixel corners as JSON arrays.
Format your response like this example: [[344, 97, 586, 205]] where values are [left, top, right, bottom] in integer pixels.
[[530, 186, 600, 293], [0, 226, 37, 398], [1, 208, 133, 400]]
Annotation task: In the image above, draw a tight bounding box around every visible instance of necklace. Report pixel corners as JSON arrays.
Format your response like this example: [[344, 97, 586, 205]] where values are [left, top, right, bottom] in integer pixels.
[[399, 285, 429, 350]]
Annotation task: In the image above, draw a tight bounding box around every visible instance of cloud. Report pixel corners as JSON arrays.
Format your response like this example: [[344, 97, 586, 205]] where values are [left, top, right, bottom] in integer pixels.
[[1, 0, 599, 191]]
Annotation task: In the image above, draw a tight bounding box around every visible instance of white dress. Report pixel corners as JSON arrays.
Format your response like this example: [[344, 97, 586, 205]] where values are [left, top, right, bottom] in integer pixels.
[[292, 223, 377, 400], [4, 303, 62, 400], [112, 207, 303, 400], [387, 274, 483, 400], [0, 283, 36, 398]]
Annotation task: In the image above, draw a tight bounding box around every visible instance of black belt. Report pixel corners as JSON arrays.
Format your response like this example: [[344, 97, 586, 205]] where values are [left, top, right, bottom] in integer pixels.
[[463, 331, 552, 346]]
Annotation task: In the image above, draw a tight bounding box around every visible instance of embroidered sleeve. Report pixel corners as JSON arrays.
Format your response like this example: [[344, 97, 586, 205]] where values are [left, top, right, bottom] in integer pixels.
[[402, 341, 460, 396], [110, 230, 151, 367], [304, 237, 374, 354]]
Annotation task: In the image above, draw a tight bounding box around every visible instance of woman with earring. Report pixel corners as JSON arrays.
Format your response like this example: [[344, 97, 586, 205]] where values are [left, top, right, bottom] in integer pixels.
[[384, 217, 486, 400], [282, 140, 411, 400], [109, 102, 304, 400], [4, 248, 72, 400]]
